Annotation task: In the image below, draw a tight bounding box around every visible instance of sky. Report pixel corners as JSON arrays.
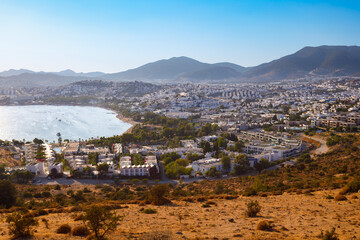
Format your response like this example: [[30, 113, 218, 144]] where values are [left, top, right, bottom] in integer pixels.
[[0, 0, 360, 73]]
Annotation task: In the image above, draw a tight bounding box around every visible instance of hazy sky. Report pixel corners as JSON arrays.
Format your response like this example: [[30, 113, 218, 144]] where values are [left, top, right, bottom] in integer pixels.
[[1, 0, 359, 73]]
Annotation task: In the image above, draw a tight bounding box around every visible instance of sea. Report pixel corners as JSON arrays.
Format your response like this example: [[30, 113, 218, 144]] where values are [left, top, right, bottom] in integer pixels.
[[0, 105, 131, 142]]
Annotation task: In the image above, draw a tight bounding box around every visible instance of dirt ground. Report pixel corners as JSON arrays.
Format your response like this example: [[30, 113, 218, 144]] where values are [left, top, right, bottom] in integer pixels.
[[0, 189, 359, 240]]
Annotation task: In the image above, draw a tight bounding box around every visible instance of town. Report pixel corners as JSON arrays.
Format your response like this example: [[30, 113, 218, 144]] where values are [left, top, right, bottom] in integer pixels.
[[1, 76, 359, 184]]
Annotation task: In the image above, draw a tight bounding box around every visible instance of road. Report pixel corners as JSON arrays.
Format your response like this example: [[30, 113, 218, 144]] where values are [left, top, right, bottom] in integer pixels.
[[302, 134, 329, 156]]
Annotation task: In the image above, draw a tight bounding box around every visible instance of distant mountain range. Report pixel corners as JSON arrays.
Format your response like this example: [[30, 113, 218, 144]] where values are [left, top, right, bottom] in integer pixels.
[[1, 45, 360, 88]]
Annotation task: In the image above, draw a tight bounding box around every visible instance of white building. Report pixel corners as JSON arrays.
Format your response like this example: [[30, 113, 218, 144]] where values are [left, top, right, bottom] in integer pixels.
[[191, 158, 222, 174]]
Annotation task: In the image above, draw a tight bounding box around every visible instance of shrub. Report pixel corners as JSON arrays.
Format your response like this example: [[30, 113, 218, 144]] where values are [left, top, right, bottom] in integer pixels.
[[84, 205, 122, 239], [150, 184, 171, 205], [140, 208, 157, 214], [34, 193, 42, 198], [54, 185, 61, 190], [42, 191, 51, 198], [325, 194, 334, 199], [334, 195, 347, 201], [243, 187, 257, 196], [201, 203, 211, 208], [56, 224, 72, 234], [347, 178, 360, 193], [318, 227, 339, 240], [6, 212, 39, 238], [72, 225, 90, 236], [256, 220, 273, 231], [0, 180, 17, 208], [22, 192, 33, 199], [245, 200, 261, 217]]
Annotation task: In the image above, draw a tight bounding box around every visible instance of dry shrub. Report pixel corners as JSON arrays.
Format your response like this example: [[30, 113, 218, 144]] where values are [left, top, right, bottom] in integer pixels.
[[245, 200, 261, 217], [72, 225, 90, 236], [256, 220, 273, 231], [56, 224, 71, 234], [142, 229, 177, 240], [334, 194, 347, 201], [351, 195, 358, 199], [182, 197, 194, 202], [196, 196, 207, 202], [205, 201, 217, 206], [222, 195, 238, 200]]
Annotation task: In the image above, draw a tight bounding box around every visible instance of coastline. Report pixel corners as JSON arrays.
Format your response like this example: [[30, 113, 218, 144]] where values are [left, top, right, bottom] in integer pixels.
[[116, 113, 139, 134]]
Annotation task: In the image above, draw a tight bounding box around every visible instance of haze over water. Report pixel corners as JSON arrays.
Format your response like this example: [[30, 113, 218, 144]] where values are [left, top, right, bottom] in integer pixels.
[[0, 105, 131, 142]]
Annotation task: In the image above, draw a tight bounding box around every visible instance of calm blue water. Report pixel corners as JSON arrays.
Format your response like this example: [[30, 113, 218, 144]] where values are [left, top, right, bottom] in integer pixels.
[[0, 105, 131, 142]]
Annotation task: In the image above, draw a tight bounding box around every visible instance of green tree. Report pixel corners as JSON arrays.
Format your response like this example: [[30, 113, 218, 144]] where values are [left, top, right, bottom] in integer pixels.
[[202, 142, 211, 154], [0, 180, 17, 208], [10, 170, 35, 184], [84, 205, 122, 240], [254, 158, 271, 173], [96, 163, 109, 176], [88, 152, 100, 165], [221, 156, 231, 173], [232, 154, 250, 175]]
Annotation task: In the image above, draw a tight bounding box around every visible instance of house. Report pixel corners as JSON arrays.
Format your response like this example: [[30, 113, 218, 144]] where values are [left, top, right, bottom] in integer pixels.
[[191, 158, 222, 174]]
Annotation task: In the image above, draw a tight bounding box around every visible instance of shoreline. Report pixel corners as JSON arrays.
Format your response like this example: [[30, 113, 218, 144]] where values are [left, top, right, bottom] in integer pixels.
[[116, 113, 139, 134]]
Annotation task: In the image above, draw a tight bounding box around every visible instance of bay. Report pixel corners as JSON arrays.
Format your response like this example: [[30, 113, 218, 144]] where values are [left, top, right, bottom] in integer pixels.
[[0, 105, 131, 142]]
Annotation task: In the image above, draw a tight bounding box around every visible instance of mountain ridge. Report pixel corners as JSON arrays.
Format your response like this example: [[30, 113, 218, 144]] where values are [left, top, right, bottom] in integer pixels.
[[1, 45, 360, 87]]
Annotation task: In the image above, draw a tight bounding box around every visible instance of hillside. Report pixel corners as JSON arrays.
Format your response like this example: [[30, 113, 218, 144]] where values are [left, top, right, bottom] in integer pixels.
[[241, 46, 360, 82], [1, 46, 360, 86], [102, 57, 244, 82], [0, 73, 87, 88]]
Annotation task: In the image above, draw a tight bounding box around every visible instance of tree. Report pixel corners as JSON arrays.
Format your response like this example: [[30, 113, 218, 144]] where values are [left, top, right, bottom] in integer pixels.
[[205, 166, 220, 178], [150, 184, 170, 205], [88, 152, 100, 165], [202, 142, 211, 154], [254, 158, 271, 173], [132, 153, 144, 165], [0, 180, 17, 208], [232, 154, 250, 175], [221, 156, 231, 173], [84, 205, 122, 240], [234, 141, 244, 152], [10, 170, 35, 184], [96, 163, 109, 176], [6, 211, 38, 238]]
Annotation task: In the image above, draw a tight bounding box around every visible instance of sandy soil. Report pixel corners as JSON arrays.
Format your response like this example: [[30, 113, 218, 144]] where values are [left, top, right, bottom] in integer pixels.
[[0, 189, 359, 240]]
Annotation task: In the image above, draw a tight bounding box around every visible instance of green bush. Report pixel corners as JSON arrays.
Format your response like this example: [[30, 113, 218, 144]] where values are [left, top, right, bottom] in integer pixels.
[[245, 200, 261, 217]]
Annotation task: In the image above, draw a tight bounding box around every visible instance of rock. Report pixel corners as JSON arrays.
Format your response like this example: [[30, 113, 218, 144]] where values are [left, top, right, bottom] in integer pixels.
[[228, 218, 235, 223]]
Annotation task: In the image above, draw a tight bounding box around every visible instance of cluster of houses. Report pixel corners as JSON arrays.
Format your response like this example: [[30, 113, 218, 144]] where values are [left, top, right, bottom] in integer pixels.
[[22, 142, 160, 179]]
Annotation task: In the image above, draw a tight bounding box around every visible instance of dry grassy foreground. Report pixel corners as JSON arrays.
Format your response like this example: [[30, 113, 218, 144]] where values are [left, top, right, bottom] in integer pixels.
[[0, 189, 359, 240]]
